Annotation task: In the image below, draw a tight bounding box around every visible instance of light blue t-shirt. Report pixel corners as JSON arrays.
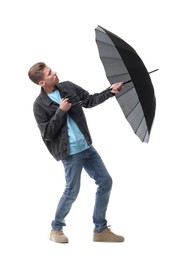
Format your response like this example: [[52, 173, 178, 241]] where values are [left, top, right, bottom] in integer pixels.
[[48, 89, 90, 155]]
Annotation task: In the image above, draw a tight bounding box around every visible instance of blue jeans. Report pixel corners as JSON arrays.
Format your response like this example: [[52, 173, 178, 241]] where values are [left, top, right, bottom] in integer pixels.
[[51, 146, 112, 232]]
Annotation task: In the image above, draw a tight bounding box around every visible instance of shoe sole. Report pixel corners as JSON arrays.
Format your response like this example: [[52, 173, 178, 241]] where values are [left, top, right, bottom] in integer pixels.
[[50, 236, 69, 243], [93, 239, 124, 242]]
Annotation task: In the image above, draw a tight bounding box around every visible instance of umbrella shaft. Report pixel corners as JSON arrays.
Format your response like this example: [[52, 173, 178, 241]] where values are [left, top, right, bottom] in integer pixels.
[[72, 69, 158, 106], [124, 69, 159, 85]]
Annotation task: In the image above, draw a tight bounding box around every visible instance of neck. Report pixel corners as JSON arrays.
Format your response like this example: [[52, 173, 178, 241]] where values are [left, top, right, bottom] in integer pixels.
[[42, 85, 56, 94]]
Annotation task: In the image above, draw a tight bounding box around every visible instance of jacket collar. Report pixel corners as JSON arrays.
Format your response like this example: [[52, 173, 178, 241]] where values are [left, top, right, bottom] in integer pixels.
[[40, 86, 57, 107], [39, 83, 66, 106]]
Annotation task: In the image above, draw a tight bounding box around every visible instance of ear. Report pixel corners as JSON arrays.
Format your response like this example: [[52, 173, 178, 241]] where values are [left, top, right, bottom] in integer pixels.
[[39, 80, 45, 87]]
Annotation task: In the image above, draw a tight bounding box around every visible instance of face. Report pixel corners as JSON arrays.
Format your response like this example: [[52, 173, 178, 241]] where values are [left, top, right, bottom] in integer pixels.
[[39, 66, 59, 93]]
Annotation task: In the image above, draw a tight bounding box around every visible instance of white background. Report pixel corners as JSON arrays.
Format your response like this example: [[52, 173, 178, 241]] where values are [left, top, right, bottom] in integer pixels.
[[0, 0, 182, 259]]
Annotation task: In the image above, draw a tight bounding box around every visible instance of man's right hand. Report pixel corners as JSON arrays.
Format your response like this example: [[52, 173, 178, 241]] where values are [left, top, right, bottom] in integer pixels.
[[59, 98, 72, 112]]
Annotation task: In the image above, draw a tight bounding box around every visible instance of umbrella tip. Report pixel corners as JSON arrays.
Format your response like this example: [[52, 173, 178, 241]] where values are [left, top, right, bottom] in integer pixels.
[[97, 25, 103, 29], [149, 69, 159, 74]]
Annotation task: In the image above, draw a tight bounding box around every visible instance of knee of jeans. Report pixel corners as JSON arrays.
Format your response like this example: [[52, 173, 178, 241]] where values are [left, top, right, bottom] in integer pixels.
[[108, 176, 113, 190], [101, 175, 112, 192], [64, 187, 80, 200]]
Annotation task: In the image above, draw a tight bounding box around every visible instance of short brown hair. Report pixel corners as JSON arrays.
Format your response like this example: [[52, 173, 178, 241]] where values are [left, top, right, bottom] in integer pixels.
[[28, 62, 46, 84]]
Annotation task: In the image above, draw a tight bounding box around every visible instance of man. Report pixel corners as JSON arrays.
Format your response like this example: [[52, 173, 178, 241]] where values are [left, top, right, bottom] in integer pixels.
[[28, 62, 124, 243]]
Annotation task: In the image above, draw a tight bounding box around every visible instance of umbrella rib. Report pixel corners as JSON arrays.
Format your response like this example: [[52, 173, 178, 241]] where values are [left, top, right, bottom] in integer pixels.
[[101, 56, 122, 61], [126, 100, 140, 119], [135, 115, 144, 133], [108, 72, 130, 79], [125, 99, 148, 141], [116, 84, 133, 99], [136, 119, 148, 142], [134, 115, 148, 142], [96, 39, 115, 47], [142, 129, 148, 142]]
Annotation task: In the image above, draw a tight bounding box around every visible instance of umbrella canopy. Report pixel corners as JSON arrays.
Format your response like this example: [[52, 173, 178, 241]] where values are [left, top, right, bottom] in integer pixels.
[[95, 25, 156, 143]]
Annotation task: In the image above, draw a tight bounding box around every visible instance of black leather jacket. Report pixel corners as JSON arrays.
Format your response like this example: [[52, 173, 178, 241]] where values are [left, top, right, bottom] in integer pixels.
[[33, 81, 114, 160]]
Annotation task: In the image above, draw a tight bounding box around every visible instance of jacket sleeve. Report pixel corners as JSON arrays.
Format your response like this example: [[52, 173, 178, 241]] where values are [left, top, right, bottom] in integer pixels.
[[33, 103, 67, 141], [73, 83, 114, 108]]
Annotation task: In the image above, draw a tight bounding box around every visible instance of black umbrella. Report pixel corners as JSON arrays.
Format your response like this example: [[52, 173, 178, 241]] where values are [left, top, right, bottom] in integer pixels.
[[95, 25, 157, 143]]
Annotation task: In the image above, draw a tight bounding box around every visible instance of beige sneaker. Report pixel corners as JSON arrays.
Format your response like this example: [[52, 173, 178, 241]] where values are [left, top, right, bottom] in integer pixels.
[[50, 230, 69, 243], [93, 227, 124, 242]]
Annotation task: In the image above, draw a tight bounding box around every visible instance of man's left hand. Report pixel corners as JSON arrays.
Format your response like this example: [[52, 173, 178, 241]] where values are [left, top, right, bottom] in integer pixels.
[[110, 82, 124, 94]]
